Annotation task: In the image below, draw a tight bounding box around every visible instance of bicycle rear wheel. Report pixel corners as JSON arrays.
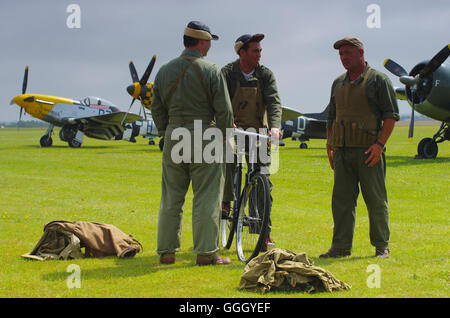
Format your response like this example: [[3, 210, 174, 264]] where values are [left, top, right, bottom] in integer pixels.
[[236, 172, 271, 263], [221, 165, 243, 249]]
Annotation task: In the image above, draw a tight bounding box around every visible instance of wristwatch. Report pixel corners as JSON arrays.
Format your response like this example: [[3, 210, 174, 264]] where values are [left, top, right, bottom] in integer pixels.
[[375, 140, 385, 148]]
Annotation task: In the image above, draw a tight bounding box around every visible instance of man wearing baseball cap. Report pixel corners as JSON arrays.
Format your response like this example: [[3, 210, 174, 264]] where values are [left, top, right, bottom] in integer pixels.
[[321, 36, 399, 259], [151, 21, 234, 266], [221, 33, 282, 250]]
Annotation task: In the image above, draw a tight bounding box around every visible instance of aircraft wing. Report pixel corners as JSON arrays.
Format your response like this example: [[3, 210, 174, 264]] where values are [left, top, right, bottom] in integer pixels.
[[67, 112, 143, 140], [394, 87, 407, 100], [282, 106, 304, 122]]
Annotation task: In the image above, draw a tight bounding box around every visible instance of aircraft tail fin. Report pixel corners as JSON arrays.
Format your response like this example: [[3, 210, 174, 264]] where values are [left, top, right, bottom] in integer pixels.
[[304, 105, 328, 121]]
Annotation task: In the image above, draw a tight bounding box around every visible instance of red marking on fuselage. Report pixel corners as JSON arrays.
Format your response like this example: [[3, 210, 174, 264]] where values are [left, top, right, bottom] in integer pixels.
[[89, 104, 110, 109]]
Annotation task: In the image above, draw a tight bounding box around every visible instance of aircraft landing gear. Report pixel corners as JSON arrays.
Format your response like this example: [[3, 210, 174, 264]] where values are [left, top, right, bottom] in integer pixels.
[[149, 140, 155, 145], [40, 124, 54, 147], [40, 135, 53, 147], [416, 138, 438, 159], [415, 122, 448, 159], [68, 138, 82, 148], [159, 137, 164, 151], [299, 142, 308, 149]]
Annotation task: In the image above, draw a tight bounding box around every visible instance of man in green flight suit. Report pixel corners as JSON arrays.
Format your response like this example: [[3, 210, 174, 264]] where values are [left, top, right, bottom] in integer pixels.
[[221, 34, 282, 249], [151, 21, 234, 265], [320, 36, 399, 259]]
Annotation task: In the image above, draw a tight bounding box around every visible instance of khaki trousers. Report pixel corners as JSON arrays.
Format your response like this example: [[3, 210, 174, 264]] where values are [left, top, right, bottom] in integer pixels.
[[331, 147, 390, 249], [157, 125, 225, 255]]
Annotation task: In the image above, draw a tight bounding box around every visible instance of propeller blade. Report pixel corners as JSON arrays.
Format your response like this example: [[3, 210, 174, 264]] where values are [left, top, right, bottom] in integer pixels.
[[19, 107, 23, 121], [129, 61, 139, 83], [121, 98, 136, 125], [139, 55, 156, 86], [419, 44, 450, 78], [22, 66, 29, 94], [383, 59, 408, 77]]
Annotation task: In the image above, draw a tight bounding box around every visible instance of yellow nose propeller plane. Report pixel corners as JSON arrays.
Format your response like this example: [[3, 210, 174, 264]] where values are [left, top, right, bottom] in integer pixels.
[[10, 66, 142, 148]]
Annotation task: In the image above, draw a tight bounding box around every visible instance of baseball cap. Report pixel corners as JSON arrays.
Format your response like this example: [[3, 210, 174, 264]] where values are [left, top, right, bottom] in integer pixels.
[[234, 33, 264, 53], [184, 21, 219, 41]]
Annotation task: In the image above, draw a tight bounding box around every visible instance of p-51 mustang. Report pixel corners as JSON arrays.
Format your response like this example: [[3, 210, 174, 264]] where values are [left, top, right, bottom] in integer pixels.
[[384, 44, 450, 158], [10, 66, 142, 148], [280, 106, 327, 148]]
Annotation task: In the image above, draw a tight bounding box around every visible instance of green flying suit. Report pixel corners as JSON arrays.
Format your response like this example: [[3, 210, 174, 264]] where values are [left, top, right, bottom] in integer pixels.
[[151, 48, 234, 256]]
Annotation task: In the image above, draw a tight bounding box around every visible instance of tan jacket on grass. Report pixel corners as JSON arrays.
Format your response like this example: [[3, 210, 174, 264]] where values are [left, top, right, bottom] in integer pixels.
[[239, 248, 351, 293], [22, 221, 142, 261]]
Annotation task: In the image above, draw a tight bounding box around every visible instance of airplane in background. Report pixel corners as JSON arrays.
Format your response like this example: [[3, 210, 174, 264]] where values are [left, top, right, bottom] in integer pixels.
[[384, 44, 450, 158], [280, 106, 327, 148], [10, 66, 142, 148], [124, 55, 162, 150]]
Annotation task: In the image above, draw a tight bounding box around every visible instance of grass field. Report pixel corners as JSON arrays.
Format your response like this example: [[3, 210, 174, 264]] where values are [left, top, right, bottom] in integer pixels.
[[0, 125, 448, 298]]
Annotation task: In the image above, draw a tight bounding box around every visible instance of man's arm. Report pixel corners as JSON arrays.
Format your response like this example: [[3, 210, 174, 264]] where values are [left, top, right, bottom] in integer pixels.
[[262, 69, 282, 139], [365, 117, 396, 167], [326, 80, 338, 170], [211, 66, 234, 137], [150, 70, 169, 137]]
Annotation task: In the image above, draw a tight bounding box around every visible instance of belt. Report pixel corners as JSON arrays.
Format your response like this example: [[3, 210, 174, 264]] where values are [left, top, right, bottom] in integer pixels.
[[168, 116, 215, 126]]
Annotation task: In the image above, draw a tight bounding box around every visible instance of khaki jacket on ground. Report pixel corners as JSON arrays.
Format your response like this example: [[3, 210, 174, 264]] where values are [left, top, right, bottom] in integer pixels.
[[22, 220, 142, 260], [239, 248, 351, 293]]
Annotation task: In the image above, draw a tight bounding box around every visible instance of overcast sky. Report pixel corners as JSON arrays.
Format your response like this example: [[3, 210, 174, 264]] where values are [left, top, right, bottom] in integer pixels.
[[1, 0, 449, 122]]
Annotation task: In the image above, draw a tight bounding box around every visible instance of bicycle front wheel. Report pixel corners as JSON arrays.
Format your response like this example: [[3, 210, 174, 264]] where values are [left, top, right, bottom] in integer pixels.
[[236, 172, 271, 263]]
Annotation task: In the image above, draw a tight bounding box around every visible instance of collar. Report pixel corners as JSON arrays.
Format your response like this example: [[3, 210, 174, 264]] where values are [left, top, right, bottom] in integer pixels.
[[232, 59, 263, 79], [343, 62, 370, 84], [181, 49, 204, 59]]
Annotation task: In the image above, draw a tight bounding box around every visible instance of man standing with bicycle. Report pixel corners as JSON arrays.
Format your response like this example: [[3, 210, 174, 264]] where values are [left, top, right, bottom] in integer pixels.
[[151, 21, 234, 266], [221, 33, 282, 249]]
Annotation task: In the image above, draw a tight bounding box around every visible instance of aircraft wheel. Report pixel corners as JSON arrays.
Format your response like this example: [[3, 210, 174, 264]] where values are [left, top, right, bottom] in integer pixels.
[[68, 138, 82, 148], [299, 142, 308, 149], [159, 138, 164, 151], [59, 129, 67, 142], [417, 138, 438, 159], [40, 135, 53, 147], [149, 140, 155, 145]]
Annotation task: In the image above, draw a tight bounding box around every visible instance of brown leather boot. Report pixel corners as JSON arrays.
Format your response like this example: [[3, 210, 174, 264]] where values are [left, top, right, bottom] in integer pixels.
[[319, 248, 351, 258], [261, 235, 275, 252], [375, 247, 390, 259], [221, 201, 231, 219], [159, 253, 175, 264], [196, 253, 231, 266]]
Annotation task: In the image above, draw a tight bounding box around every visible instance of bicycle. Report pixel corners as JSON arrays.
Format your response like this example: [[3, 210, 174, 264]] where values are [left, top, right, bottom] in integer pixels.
[[220, 129, 272, 263]]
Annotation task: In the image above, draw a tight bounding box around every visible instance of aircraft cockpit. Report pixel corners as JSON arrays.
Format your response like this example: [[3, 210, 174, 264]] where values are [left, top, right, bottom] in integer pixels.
[[81, 96, 120, 112]]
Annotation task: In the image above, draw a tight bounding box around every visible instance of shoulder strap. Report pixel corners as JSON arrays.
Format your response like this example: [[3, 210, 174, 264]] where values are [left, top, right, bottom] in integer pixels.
[[182, 55, 212, 105], [165, 56, 199, 107]]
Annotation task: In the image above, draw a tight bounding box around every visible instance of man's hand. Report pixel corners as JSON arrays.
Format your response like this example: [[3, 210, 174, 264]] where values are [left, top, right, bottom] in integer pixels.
[[365, 143, 383, 167], [326, 144, 334, 170], [269, 127, 282, 140]]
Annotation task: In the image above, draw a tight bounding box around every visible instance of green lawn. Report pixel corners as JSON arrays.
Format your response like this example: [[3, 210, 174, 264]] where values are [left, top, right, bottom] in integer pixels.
[[0, 125, 448, 298]]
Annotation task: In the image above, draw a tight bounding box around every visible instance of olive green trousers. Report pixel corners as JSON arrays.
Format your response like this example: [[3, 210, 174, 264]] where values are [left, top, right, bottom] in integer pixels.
[[331, 147, 390, 249], [156, 126, 225, 256]]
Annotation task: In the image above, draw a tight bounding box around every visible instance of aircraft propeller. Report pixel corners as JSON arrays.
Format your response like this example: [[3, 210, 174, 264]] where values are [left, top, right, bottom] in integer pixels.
[[384, 44, 450, 140], [122, 55, 157, 125], [10, 66, 30, 121]]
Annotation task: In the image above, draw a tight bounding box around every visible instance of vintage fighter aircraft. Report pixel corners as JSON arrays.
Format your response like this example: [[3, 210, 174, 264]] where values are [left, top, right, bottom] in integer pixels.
[[124, 55, 162, 149], [10, 66, 142, 148], [280, 106, 327, 148], [384, 44, 450, 158]]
